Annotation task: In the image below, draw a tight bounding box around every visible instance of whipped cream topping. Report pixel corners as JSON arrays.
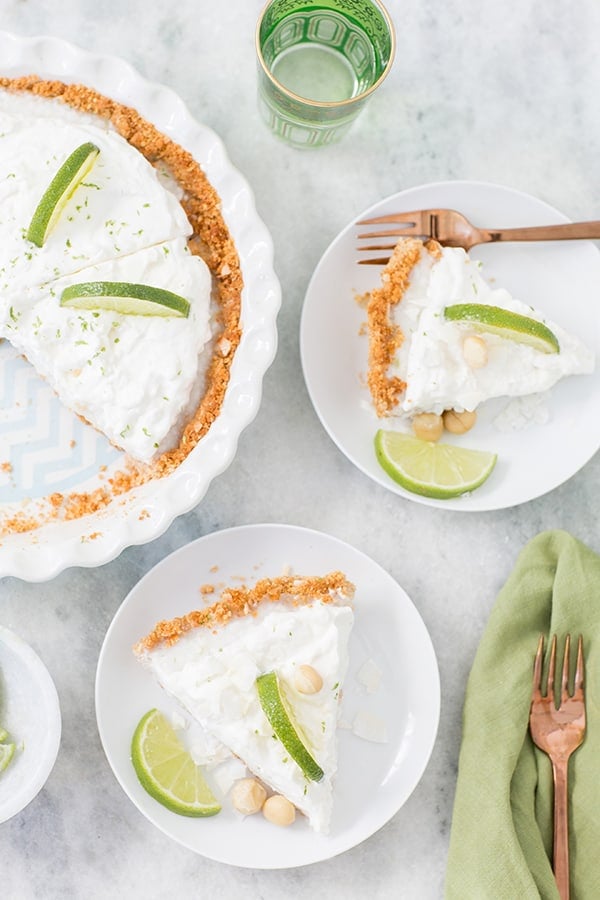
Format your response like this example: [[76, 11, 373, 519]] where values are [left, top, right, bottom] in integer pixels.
[[136, 597, 354, 833], [5, 240, 212, 462], [0, 95, 191, 294], [392, 246, 595, 415], [0, 89, 213, 462]]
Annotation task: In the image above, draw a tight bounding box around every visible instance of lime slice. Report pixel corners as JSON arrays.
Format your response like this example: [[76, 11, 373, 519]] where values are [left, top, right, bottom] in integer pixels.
[[375, 430, 497, 499], [444, 303, 560, 354], [0, 741, 15, 774], [256, 671, 324, 782], [60, 282, 191, 318], [0, 728, 8, 743], [26, 142, 100, 247], [131, 709, 221, 817]]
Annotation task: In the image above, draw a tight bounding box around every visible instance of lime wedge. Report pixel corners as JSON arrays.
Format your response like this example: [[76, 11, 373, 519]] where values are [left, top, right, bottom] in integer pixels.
[[60, 282, 191, 318], [26, 142, 100, 247], [444, 303, 560, 354], [0, 741, 15, 774], [256, 672, 324, 782], [375, 430, 497, 499], [131, 709, 221, 817]]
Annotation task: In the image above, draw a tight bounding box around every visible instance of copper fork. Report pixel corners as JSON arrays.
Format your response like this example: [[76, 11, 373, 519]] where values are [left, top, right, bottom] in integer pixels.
[[529, 634, 586, 900], [356, 208, 600, 262]]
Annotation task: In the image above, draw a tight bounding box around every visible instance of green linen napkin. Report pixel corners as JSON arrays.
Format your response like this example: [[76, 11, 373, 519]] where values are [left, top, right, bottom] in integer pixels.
[[445, 530, 600, 900]]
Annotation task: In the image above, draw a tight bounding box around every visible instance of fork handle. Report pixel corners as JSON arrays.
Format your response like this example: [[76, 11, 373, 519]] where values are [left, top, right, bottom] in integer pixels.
[[552, 757, 571, 900], [481, 221, 600, 244]]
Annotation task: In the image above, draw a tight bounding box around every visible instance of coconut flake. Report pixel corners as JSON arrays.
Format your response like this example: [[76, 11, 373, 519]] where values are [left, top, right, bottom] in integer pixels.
[[352, 709, 388, 744], [356, 658, 383, 694], [210, 758, 248, 796]]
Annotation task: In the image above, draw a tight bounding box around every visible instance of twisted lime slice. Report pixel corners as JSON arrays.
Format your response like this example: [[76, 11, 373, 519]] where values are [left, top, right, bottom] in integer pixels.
[[256, 671, 324, 782], [375, 430, 497, 499], [26, 142, 100, 247], [131, 709, 221, 817], [60, 282, 191, 318], [444, 303, 560, 354], [0, 740, 15, 775]]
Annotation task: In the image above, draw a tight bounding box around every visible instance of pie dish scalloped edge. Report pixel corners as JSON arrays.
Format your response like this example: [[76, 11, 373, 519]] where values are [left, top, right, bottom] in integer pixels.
[[0, 30, 280, 580]]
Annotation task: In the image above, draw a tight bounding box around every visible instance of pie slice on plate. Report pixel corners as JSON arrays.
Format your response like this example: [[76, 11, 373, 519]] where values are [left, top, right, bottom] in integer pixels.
[[134, 572, 355, 833], [365, 237, 595, 419]]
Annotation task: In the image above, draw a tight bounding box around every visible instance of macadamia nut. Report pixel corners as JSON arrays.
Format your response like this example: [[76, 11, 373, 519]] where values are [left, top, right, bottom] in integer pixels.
[[262, 794, 296, 827], [462, 334, 488, 368], [412, 412, 443, 442], [231, 778, 267, 815], [294, 664, 323, 694], [443, 409, 477, 435]]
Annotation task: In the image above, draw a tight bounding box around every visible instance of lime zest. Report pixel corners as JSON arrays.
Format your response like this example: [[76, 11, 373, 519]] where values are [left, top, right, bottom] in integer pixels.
[[256, 671, 324, 782], [375, 429, 497, 499], [444, 303, 560, 354], [131, 708, 221, 817], [26, 142, 100, 247], [60, 281, 191, 318]]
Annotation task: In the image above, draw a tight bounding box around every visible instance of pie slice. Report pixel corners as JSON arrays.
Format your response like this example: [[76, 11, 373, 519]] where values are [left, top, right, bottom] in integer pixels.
[[5, 239, 212, 462], [365, 238, 595, 419], [0, 94, 191, 301], [133, 572, 355, 833]]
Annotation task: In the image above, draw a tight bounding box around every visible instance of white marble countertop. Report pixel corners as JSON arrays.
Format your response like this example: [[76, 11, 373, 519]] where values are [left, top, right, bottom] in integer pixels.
[[1, 0, 599, 897]]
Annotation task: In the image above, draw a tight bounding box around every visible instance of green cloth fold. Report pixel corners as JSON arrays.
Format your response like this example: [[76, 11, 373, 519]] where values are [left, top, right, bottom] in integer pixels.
[[445, 530, 600, 900]]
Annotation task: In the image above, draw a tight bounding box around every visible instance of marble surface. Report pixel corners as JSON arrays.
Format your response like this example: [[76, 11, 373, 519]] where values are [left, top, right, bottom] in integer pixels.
[[1, 0, 599, 897]]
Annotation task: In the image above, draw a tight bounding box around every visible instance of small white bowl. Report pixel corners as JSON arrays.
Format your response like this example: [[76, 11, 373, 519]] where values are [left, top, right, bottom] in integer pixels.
[[0, 626, 61, 823]]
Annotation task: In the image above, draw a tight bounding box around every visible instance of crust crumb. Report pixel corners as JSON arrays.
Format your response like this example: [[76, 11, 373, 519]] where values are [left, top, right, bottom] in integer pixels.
[[136, 572, 355, 651], [361, 238, 441, 416], [200, 583, 215, 595]]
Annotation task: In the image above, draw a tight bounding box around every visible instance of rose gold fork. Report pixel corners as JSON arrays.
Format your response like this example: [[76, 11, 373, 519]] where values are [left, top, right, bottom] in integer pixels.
[[356, 208, 600, 262], [529, 634, 586, 900]]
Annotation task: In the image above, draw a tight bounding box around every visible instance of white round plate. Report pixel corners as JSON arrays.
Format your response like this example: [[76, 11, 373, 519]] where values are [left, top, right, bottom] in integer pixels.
[[0, 626, 61, 823], [95, 523, 440, 869], [0, 31, 280, 580], [300, 180, 600, 511]]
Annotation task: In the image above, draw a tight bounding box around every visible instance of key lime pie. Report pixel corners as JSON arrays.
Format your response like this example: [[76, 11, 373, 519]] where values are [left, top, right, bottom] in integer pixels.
[[0, 77, 242, 530], [133, 572, 355, 833], [366, 238, 595, 421], [364, 238, 595, 496]]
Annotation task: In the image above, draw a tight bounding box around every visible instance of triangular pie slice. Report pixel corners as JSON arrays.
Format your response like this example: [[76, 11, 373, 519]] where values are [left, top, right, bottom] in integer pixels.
[[365, 238, 595, 419], [134, 572, 355, 833], [0, 92, 191, 301], [5, 238, 212, 462]]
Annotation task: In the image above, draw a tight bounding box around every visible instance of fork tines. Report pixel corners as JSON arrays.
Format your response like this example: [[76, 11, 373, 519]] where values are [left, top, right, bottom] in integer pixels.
[[532, 634, 584, 701], [356, 210, 431, 264], [357, 211, 421, 226]]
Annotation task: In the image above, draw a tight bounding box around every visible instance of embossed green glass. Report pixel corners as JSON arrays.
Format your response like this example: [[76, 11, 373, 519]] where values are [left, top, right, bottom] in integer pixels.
[[256, 0, 395, 148]]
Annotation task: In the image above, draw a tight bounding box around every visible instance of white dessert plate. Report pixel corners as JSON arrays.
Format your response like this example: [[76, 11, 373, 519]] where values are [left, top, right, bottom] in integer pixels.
[[95, 523, 440, 869], [0, 31, 280, 580], [0, 626, 61, 823], [300, 181, 600, 511]]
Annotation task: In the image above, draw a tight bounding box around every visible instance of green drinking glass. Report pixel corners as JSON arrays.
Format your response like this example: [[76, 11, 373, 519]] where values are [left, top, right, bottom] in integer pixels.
[[256, 0, 395, 148]]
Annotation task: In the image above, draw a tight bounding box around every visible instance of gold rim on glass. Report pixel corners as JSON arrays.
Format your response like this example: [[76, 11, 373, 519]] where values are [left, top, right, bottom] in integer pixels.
[[255, 0, 396, 109]]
